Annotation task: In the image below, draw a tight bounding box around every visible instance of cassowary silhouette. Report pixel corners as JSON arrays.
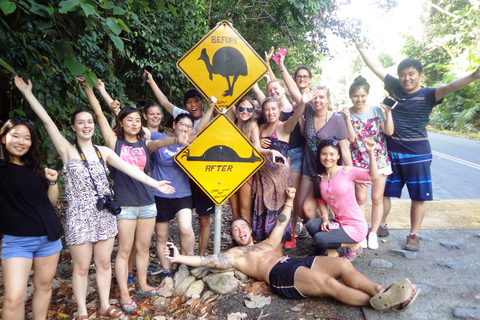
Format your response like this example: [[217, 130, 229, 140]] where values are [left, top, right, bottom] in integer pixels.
[[198, 47, 248, 97]]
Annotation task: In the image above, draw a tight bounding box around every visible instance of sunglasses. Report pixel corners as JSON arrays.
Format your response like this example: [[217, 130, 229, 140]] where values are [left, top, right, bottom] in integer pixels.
[[13, 117, 34, 126], [238, 107, 253, 113]]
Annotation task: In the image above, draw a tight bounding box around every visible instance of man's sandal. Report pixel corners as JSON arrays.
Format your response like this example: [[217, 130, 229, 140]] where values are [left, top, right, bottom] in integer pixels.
[[370, 279, 415, 310], [100, 305, 122, 319]]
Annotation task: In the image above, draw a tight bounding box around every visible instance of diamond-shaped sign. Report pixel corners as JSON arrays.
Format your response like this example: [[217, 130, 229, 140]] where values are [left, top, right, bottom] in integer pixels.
[[175, 114, 265, 205], [177, 20, 267, 111]]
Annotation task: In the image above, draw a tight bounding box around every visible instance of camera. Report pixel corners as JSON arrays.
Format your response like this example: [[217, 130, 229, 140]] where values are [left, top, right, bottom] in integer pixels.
[[96, 194, 122, 215], [382, 96, 398, 109]]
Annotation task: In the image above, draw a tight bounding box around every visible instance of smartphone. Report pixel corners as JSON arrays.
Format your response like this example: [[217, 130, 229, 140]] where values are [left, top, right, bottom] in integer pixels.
[[274, 156, 284, 164], [166, 242, 174, 257], [329, 222, 340, 230], [382, 96, 398, 109]]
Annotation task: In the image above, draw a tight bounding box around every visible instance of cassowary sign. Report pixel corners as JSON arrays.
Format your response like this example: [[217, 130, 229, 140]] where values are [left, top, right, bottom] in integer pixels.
[[177, 20, 267, 111]]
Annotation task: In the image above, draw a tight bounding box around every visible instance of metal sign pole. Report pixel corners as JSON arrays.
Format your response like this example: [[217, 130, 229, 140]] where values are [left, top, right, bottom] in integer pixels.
[[213, 204, 222, 254]]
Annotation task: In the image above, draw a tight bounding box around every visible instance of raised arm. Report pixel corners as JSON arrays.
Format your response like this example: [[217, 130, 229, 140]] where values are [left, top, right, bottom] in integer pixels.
[[265, 188, 296, 246], [264, 46, 277, 81], [276, 53, 302, 105], [164, 243, 236, 269], [194, 96, 216, 133], [81, 79, 117, 149], [341, 106, 356, 143], [95, 79, 115, 114], [101, 145, 175, 194], [14, 76, 71, 162], [143, 70, 176, 116], [282, 89, 312, 134], [355, 40, 387, 82], [435, 66, 480, 102], [379, 103, 394, 136], [251, 83, 266, 106]]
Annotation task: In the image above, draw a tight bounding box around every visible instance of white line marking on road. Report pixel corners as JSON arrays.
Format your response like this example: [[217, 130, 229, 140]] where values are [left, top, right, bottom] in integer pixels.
[[432, 150, 480, 170]]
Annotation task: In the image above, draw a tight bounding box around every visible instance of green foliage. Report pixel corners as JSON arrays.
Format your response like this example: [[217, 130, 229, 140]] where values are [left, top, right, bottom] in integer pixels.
[[402, 0, 480, 133], [0, 0, 207, 169], [206, 0, 361, 77]]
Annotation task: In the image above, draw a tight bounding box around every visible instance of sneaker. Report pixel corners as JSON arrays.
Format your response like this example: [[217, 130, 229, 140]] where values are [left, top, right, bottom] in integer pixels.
[[405, 234, 420, 251], [360, 238, 367, 249], [147, 265, 163, 276], [377, 224, 389, 237], [342, 247, 363, 261], [284, 234, 296, 249], [367, 233, 379, 250], [127, 272, 135, 286]]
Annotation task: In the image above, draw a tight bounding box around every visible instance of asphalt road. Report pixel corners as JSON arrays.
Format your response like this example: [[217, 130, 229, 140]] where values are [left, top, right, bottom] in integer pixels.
[[397, 131, 480, 200]]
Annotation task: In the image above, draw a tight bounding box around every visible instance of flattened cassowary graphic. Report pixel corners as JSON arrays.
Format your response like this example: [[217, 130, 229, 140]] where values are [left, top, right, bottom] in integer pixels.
[[181, 146, 261, 163], [198, 47, 248, 97]]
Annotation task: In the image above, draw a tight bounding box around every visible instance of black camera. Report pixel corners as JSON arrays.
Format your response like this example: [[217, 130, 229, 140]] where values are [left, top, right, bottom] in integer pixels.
[[96, 194, 122, 215]]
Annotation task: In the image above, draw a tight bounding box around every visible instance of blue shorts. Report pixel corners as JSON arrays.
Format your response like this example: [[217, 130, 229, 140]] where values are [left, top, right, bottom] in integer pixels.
[[288, 147, 304, 173], [1, 235, 62, 261], [116, 203, 157, 220], [384, 152, 433, 201], [269, 256, 316, 299]]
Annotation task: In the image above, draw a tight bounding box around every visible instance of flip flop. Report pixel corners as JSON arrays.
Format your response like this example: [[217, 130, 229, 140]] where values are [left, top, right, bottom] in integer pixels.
[[100, 305, 122, 319], [77, 316, 89, 320], [121, 299, 138, 312], [136, 287, 158, 296], [370, 279, 414, 310], [392, 287, 420, 312]]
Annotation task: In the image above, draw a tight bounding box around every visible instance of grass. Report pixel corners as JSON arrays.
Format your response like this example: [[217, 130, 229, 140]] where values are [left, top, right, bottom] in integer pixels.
[[427, 126, 480, 140]]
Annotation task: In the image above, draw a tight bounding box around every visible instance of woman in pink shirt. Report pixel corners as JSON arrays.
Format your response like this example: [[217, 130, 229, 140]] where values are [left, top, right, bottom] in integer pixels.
[[305, 139, 378, 261]]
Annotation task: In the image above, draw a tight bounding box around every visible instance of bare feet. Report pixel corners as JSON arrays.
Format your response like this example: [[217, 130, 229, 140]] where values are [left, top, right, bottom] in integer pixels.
[[392, 286, 419, 312]]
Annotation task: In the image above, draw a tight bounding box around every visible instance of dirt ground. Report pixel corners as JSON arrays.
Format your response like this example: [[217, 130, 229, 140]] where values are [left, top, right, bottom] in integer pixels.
[[0, 201, 364, 320]]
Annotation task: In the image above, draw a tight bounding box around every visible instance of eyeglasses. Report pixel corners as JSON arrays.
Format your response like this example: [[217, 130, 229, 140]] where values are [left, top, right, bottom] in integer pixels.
[[295, 75, 310, 80], [177, 122, 193, 130], [13, 117, 34, 126], [238, 107, 253, 113]]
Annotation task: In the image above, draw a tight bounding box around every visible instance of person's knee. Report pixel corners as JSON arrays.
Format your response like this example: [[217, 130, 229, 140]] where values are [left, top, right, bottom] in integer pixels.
[[96, 258, 112, 271], [73, 263, 90, 277], [4, 293, 25, 310], [117, 244, 132, 258]]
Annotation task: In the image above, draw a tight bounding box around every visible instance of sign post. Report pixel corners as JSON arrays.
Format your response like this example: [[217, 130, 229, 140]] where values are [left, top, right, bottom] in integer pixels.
[[176, 20, 267, 253], [175, 114, 265, 253]]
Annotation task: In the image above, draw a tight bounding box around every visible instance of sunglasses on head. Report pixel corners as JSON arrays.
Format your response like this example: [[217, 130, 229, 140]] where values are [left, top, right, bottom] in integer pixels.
[[13, 117, 34, 126], [238, 107, 253, 113]]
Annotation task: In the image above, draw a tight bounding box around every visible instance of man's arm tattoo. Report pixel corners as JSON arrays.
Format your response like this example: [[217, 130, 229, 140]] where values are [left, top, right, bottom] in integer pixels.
[[278, 213, 287, 223], [199, 253, 233, 269]]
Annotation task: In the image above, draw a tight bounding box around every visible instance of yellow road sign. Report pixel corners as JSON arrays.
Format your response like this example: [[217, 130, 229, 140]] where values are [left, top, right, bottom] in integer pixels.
[[175, 114, 265, 205], [177, 20, 267, 111]]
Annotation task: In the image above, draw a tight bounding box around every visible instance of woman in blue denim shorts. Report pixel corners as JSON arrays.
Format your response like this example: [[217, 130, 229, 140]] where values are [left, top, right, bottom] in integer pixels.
[[0, 117, 63, 319]]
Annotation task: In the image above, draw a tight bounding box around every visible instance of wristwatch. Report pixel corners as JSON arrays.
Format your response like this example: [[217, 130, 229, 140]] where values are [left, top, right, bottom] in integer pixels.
[[49, 180, 58, 185]]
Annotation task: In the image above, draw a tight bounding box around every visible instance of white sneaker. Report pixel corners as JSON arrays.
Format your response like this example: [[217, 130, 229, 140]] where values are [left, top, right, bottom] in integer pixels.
[[367, 232, 379, 250], [360, 238, 368, 249]]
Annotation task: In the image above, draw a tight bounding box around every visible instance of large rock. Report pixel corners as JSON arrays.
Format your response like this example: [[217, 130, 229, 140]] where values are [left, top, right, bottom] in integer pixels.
[[174, 264, 190, 288], [185, 280, 205, 298], [234, 270, 248, 281], [157, 277, 174, 297], [175, 276, 196, 296], [203, 272, 239, 295]]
